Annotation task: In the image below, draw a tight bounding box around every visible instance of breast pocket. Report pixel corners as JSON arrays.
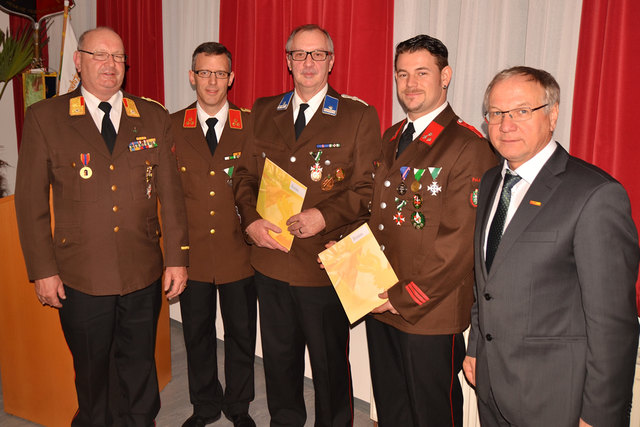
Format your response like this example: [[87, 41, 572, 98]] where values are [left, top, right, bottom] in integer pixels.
[[126, 148, 160, 200]]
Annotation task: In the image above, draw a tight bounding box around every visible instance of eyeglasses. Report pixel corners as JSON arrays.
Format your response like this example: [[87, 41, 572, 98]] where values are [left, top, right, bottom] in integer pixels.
[[78, 49, 127, 63], [287, 50, 332, 61], [484, 104, 548, 124], [193, 70, 231, 79]]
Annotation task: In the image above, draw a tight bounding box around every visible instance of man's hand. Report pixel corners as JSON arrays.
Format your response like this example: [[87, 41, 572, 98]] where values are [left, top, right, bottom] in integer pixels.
[[164, 266, 188, 299], [579, 419, 592, 427], [287, 208, 326, 239], [34, 275, 65, 308], [371, 291, 398, 314], [463, 356, 476, 386], [246, 219, 289, 252]]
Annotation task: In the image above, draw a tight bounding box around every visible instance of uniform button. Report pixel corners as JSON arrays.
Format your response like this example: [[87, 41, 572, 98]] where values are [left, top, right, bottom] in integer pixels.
[[486, 334, 493, 341], [378, 224, 384, 231], [261, 152, 266, 158], [209, 170, 215, 176], [109, 164, 115, 171], [209, 210, 215, 216], [111, 185, 117, 191], [384, 180, 391, 187], [180, 166, 186, 172], [71, 162, 76, 168], [380, 202, 387, 209], [484, 293, 492, 300], [372, 172, 376, 179], [112, 205, 119, 212], [114, 226, 120, 232], [324, 159, 331, 166], [290, 156, 296, 162], [380, 244, 385, 251], [145, 160, 151, 166], [210, 229, 215, 235], [61, 238, 67, 244], [155, 230, 160, 235], [209, 191, 215, 197]]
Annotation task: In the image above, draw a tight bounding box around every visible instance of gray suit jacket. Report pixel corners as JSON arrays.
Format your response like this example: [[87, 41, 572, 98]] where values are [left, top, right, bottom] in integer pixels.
[[468, 144, 639, 427]]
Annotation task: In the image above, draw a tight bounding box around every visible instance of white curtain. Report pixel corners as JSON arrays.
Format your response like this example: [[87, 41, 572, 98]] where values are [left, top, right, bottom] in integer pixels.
[[393, 0, 583, 149]]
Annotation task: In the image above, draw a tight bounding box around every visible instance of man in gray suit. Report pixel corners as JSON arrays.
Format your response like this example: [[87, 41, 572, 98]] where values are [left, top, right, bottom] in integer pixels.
[[463, 66, 639, 427]]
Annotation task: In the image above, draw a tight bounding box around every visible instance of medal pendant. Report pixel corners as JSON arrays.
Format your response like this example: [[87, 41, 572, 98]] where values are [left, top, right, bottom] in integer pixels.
[[411, 181, 422, 192], [397, 181, 407, 195], [310, 163, 323, 182], [411, 211, 425, 229], [413, 194, 423, 209], [321, 176, 334, 191], [393, 211, 405, 226], [79, 166, 93, 179], [335, 168, 345, 181], [427, 180, 442, 196]]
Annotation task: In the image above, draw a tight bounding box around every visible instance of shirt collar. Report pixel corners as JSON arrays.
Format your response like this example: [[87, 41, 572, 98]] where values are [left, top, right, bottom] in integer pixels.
[[81, 87, 123, 116], [196, 101, 229, 135], [502, 139, 558, 183], [293, 84, 328, 114], [406, 101, 449, 136]]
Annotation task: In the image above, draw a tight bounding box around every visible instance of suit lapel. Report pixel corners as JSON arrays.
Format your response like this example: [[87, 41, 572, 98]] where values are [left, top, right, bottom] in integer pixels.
[[70, 113, 112, 158], [488, 146, 567, 275], [112, 111, 140, 160]]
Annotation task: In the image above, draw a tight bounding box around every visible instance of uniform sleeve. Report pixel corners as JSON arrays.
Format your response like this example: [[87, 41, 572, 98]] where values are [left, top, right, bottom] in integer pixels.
[[315, 105, 381, 234], [388, 136, 497, 325], [14, 107, 59, 281], [155, 109, 189, 266], [574, 182, 639, 426]]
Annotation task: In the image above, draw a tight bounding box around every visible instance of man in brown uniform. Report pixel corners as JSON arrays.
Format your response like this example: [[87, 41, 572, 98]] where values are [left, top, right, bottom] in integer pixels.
[[233, 24, 381, 426], [14, 27, 189, 426], [366, 35, 496, 426], [171, 42, 256, 427]]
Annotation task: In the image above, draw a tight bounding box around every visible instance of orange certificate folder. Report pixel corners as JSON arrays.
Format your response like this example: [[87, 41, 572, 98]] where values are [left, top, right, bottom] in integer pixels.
[[318, 223, 398, 324], [256, 158, 307, 250]]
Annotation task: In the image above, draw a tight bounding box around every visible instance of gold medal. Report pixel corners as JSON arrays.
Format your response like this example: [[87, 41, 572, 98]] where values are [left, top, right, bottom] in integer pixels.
[[321, 176, 334, 191], [79, 166, 92, 179], [411, 181, 422, 192]]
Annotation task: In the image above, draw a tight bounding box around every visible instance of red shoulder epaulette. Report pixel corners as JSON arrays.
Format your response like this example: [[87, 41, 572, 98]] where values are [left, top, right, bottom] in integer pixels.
[[456, 118, 483, 138]]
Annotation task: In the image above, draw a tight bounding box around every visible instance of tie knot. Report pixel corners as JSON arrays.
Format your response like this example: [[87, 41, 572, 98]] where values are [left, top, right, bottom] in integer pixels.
[[99, 101, 112, 115], [503, 171, 521, 190], [404, 122, 415, 134], [206, 117, 218, 130], [299, 103, 309, 113]]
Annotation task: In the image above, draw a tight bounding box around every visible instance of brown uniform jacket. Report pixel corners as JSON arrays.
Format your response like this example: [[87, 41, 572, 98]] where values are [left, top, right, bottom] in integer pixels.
[[234, 86, 382, 287], [15, 88, 189, 296], [170, 102, 253, 284], [370, 105, 497, 334]]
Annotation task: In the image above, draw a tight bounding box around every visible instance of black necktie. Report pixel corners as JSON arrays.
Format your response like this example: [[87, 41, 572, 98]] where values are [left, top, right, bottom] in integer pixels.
[[294, 103, 309, 139], [485, 171, 522, 271], [98, 102, 116, 153], [395, 122, 415, 158], [206, 117, 218, 156]]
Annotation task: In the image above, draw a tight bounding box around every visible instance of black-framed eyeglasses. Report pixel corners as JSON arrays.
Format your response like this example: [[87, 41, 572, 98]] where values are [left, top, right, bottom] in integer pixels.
[[78, 49, 127, 63], [484, 104, 548, 124], [287, 50, 332, 61], [193, 70, 231, 79]]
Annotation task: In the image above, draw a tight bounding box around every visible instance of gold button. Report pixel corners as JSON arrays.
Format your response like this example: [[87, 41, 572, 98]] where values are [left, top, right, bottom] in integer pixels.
[[71, 162, 76, 168], [156, 230, 160, 235], [114, 226, 120, 232], [111, 185, 117, 191], [209, 170, 215, 176], [61, 238, 67, 244], [112, 206, 119, 212], [109, 164, 115, 171], [209, 191, 215, 197], [209, 210, 215, 216], [180, 166, 186, 172], [210, 229, 215, 235], [145, 160, 151, 166]]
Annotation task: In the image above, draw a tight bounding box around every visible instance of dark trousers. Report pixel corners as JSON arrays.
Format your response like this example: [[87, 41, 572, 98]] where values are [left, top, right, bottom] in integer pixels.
[[366, 317, 465, 427], [179, 276, 257, 418], [255, 271, 353, 427], [59, 279, 162, 427]]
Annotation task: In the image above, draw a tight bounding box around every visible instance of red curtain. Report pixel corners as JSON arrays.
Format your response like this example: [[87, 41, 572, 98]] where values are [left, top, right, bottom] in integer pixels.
[[96, 0, 165, 103], [219, 0, 394, 130], [10, 15, 49, 149], [570, 0, 640, 314]]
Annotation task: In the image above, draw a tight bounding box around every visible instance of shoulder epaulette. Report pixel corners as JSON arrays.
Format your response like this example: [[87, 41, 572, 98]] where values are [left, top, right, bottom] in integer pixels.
[[141, 96, 167, 111], [456, 118, 483, 138], [240, 107, 251, 113], [341, 94, 368, 106]]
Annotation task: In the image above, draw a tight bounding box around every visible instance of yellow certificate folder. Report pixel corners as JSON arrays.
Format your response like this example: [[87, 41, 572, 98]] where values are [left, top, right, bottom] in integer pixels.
[[256, 158, 307, 250], [318, 223, 399, 324]]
